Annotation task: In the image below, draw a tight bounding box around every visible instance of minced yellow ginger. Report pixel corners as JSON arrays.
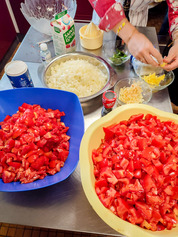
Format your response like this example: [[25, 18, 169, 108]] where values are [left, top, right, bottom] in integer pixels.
[[143, 73, 165, 86], [119, 82, 143, 104]]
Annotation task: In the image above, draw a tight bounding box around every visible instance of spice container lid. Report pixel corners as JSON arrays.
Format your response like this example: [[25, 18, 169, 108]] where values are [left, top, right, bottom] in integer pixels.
[[5, 61, 28, 77], [102, 90, 117, 109]]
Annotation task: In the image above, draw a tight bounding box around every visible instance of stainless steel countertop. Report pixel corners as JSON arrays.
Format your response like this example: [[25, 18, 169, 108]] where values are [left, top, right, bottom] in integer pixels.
[[0, 23, 173, 236]]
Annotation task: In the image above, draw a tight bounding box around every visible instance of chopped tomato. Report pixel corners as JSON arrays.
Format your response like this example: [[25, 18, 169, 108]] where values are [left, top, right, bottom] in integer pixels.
[[8, 161, 21, 169], [92, 113, 178, 231], [129, 114, 144, 123], [2, 170, 16, 183], [135, 202, 153, 220], [117, 197, 130, 219], [0, 103, 70, 184]]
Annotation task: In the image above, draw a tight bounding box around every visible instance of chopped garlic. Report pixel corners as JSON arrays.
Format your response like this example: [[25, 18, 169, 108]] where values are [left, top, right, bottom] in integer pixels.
[[119, 82, 143, 104]]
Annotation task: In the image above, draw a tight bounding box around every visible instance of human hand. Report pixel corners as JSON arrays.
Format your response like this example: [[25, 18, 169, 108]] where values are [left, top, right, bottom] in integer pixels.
[[127, 31, 163, 66], [162, 40, 178, 71]]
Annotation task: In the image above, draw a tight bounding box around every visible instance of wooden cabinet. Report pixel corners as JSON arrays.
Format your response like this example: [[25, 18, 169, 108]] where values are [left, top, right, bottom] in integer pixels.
[[0, 1, 16, 61]]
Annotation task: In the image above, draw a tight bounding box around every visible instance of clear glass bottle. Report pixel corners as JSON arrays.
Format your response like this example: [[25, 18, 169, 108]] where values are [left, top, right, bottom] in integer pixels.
[[40, 43, 52, 65]]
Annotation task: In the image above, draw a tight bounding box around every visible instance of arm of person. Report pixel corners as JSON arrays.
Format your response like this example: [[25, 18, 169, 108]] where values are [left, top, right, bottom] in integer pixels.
[[162, 0, 178, 71], [88, 0, 163, 66], [113, 19, 163, 66], [88, 1, 126, 31]]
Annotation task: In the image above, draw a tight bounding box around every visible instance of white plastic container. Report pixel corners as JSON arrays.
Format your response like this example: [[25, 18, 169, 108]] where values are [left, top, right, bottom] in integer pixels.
[[79, 22, 103, 50], [51, 10, 76, 56], [5, 61, 34, 88]]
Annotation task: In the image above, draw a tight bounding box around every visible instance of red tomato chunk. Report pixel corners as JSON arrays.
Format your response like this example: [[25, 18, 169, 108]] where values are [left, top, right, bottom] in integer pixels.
[[92, 114, 178, 231], [0, 103, 70, 184]]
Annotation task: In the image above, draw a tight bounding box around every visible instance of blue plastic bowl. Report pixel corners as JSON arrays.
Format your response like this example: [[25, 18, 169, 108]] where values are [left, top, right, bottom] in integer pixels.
[[0, 88, 84, 192]]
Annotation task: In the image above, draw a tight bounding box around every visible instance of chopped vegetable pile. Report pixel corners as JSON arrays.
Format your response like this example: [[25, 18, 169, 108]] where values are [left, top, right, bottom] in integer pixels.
[[119, 82, 144, 104], [143, 73, 165, 86], [109, 49, 128, 64], [92, 114, 178, 231], [0, 103, 70, 184]]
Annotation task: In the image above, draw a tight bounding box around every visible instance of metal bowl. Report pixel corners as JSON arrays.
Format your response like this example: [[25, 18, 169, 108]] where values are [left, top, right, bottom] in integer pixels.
[[40, 52, 118, 114]]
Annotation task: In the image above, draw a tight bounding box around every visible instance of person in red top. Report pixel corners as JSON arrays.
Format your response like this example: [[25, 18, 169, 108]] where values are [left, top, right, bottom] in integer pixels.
[[88, 0, 178, 71], [88, 0, 178, 112]]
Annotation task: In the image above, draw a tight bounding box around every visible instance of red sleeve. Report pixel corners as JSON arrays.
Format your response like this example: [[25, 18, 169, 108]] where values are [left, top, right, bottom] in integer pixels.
[[88, 0, 126, 31], [166, 0, 178, 36], [88, 0, 115, 18]]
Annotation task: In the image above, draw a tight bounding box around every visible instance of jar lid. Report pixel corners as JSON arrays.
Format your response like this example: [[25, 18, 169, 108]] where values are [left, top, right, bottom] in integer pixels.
[[5, 61, 27, 77], [102, 90, 117, 109]]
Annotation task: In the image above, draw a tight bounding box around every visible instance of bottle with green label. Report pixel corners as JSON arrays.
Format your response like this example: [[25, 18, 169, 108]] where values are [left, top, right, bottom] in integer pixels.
[[51, 10, 76, 56]]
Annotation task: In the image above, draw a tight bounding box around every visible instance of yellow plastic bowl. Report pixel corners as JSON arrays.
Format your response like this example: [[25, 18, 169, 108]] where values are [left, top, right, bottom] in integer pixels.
[[79, 24, 103, 50], [79, 104, 178, 237]]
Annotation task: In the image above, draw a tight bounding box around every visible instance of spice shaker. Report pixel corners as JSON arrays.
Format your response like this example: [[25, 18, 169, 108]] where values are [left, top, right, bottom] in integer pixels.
[[101, 90, 117, 117]]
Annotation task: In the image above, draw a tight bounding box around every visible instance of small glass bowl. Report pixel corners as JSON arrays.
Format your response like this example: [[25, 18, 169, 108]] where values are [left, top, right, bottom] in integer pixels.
[[103, 40, 131, 66], [114, 78, 152, 106], [132, 58, 175, 92]]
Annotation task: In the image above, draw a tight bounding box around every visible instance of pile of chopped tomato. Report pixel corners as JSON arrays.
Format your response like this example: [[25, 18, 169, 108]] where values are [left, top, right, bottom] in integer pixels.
[[92, 114, 178, 231], [0, 103, 70, 184]]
